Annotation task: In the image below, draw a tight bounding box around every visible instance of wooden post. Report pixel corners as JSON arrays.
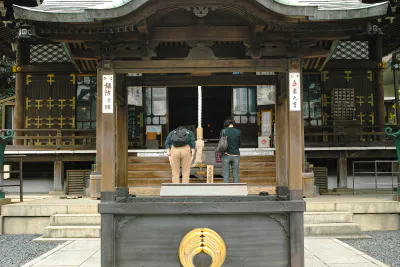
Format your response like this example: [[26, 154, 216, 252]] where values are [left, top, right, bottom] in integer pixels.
[[54, 160, 64, 192], [96, 69, 103, 172], [288, 58, 303, 200], [287, 58, 305, 267], [116, 75, 128, 193], [372, 36, 385, 139], [14, 39, 29, 145], [337, 152, 348, 189], [276, 73, 289, 197], [100, 63, 116, 201]]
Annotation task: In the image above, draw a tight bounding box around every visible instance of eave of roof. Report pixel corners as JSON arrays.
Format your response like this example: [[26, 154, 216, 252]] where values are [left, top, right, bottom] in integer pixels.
[[13, 0, 390, 23]]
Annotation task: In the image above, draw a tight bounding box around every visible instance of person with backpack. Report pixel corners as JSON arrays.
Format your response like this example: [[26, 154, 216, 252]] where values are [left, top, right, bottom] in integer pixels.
[[165, 126, 196, 183], [218, 118, 241, 183]]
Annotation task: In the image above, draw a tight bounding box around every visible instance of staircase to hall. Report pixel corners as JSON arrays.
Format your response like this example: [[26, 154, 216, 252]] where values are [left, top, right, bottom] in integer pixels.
[[42, 214, 101, 238], [127, 155, 277, 195]]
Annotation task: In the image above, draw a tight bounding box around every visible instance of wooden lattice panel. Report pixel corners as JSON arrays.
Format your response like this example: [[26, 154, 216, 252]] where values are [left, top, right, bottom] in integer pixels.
[[66, 170, 90, 196], [331, 88, 354, 120]]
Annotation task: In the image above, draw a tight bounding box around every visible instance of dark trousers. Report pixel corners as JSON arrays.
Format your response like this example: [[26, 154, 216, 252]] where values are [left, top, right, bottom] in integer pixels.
[[222, 154, 240, 183]]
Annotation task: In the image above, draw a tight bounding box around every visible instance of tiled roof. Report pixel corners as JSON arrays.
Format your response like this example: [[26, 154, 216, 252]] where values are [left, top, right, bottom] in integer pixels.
[[13, 0, 390, 22], [278, 0, 388, 10]]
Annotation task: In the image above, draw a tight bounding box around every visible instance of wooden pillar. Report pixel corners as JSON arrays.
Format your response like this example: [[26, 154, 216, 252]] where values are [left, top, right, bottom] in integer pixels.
[[288, 58, 305, 267], [14, 40, 29, 145], [337, 152, 348, 189], [288, 58, 304, 200], [116, 75, 128, 194], [54, 160, 64, 192], [96, 69, 103, 172], [372, 36, 385, 139], [100, 63, 116, 201], [276, 73, 289, 197]]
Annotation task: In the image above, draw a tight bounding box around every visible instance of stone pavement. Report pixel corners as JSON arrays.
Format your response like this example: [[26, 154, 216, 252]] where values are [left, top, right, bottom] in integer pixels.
[[20, 238, 388, 267]]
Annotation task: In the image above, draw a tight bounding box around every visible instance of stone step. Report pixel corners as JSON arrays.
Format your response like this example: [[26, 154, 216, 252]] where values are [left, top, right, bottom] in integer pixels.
[[50, 214, 101, 226], [304, 212, 353, 224], [304, 223, 362, 236], [42, 226, 101, 238]]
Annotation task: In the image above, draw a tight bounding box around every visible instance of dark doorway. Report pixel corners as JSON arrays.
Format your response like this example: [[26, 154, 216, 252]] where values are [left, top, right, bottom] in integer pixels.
[[169, 87, 232, 140]]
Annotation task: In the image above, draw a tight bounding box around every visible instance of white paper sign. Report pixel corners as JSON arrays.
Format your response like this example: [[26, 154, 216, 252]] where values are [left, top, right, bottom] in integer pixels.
[[289, 72, 301, 111], [128, 87, 143, 106], [102, 75, 113, 113], [261, 111, 272, 136]]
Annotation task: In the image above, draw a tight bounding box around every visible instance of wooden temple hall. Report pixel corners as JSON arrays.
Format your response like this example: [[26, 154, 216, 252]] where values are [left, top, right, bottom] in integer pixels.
[[3, 0, 398, 195]]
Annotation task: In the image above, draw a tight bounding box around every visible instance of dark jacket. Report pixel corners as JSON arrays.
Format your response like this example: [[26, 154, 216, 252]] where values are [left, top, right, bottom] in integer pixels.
[[165, 128, 195, 149], [220, 127, 241, 155]]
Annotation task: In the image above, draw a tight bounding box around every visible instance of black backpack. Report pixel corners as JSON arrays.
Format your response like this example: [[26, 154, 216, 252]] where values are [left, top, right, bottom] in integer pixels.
[[171, 127, 189, 147]]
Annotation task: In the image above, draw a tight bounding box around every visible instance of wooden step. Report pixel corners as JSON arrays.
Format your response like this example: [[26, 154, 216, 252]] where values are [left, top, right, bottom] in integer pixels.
[[129, 185, 276, 196], [128, 163, 275, 172], [129, 157, 169, 163], [128, 177, 276, 186], [128, 163, 171, 171], [128, 170, 276, 179], [128, 155, 275, 164]]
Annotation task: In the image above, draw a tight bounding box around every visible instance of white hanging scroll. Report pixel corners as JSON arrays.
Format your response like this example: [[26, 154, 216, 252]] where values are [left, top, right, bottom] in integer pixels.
[[289, 72, 301, 111], [127, 86, 143, 106], [102, 75, 113, 114]]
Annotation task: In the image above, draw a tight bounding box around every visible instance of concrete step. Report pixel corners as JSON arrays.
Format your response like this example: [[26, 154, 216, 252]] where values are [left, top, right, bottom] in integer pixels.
[[42, 226, 101, 238], [304, 223, 362, 237], [304, 212, 353, 224], [50, 214, 101, 226]]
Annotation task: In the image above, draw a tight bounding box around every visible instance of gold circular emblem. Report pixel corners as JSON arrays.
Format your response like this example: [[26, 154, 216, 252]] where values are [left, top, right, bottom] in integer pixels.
[[179, 228, 226, 267]]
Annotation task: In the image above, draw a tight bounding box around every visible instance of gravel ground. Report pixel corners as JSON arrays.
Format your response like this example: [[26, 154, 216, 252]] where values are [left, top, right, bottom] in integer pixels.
[[340, 231, 400, 267], [0, 235, 63, 267]]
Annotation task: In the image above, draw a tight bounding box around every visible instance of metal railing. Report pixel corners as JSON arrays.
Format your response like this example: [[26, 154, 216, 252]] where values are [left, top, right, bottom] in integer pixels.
[[352, 160, 400, 195], [0, 155, 24, 202]]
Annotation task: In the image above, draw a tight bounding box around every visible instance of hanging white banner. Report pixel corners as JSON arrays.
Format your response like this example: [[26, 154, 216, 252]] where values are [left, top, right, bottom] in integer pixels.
[[289, 72, 301, 111], [102, 75, 114, 114], [127, 86, 143, 106]]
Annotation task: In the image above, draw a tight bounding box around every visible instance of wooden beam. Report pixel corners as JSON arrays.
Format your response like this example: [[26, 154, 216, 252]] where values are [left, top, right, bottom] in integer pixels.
[[100, 68, 116, 198], [324, 60, 378, 69], [116, 75, 128, 189], [114, 59, 287, 73], [372, 36, 385, 141], [264, 31, 351, 41], [261, 47, 330, 58], [96, 69, 102, 173], [43, 32, 140, 43], [14, 40, 29, 145], [126, 74, 276, 87], [21, 64, 77, 73], [152, 25, 251, 42], [287, 58, 303, 200], [276, 74, 289, 197]]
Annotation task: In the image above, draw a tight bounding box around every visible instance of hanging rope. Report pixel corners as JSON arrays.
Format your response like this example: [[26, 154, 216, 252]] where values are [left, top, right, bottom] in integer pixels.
[[198, 86, 202, 129]]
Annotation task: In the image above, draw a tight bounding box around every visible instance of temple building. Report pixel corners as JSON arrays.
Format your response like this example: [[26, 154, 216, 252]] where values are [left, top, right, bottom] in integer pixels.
[[0, 0, 399, 196]]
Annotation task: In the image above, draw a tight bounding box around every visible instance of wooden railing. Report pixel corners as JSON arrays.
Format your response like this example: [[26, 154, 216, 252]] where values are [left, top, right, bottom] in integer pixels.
[[305, 125, 395, 146], [0, 126, 397, 149], [0, 129, 96, 149]]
